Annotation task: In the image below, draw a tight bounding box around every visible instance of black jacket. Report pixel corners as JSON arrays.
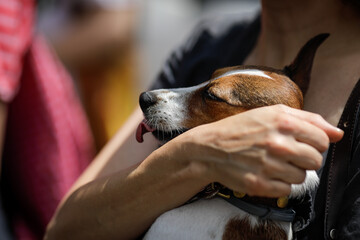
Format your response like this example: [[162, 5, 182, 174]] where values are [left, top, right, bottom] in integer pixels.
[[302, 79, 360, 239]]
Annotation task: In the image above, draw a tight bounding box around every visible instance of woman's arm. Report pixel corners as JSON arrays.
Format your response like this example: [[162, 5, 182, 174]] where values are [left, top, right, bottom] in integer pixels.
[[45, 108, 208, 239], [69, 107, 159, 190], [45, 105, 343, 240]]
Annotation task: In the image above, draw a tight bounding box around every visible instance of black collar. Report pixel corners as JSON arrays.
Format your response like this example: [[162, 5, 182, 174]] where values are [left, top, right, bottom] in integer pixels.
[[217, 189, 296, 222], [187, 182, 297, 222]]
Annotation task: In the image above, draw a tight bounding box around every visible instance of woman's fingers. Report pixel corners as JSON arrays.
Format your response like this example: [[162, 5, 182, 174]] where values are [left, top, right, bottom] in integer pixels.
[[259, 134, 324, 170], [243, 177, 292, 198], [274, 104, 344, 143], [220, 170, 292, 198], [213, 150, 307, 196], [259, 156, 307, 184], [273, 113, 330, 152]]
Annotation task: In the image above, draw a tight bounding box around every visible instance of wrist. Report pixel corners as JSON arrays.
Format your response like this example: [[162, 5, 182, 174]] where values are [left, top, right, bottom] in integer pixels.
[[139, 140, 211, 205]]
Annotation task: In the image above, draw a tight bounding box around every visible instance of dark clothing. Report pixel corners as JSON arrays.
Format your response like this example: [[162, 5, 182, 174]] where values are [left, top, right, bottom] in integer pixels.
[[0, 194, 13, 240], [304, 80, 360, 240], [151, 16, 261, 90], [151, 15, 360, 239]]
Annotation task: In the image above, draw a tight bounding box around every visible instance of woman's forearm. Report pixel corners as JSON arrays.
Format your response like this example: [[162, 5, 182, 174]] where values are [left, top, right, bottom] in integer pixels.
[[44, 107, 207, 239], [44, 146, 207, 240]]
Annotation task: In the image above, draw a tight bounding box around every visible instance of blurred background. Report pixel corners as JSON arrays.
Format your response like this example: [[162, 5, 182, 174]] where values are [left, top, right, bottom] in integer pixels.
[[36, 0, 260, 151]]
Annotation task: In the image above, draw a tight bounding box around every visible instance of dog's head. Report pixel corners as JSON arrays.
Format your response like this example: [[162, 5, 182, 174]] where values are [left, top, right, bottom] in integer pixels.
[[136, 34, 329, 143]]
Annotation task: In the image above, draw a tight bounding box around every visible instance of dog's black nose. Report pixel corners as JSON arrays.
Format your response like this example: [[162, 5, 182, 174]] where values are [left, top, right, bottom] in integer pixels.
[[139, 92, 157, 112]]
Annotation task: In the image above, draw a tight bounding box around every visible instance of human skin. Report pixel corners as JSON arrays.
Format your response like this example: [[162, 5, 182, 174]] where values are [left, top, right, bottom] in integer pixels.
[[43, 0, 360, 239]]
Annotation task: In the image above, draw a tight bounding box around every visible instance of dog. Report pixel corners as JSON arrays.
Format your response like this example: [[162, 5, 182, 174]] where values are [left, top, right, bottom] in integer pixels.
[[136, 33, 329, 240]]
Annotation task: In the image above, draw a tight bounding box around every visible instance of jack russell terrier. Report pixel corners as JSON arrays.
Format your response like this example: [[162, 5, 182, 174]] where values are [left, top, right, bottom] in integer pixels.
[[136, 33, 329, 240]]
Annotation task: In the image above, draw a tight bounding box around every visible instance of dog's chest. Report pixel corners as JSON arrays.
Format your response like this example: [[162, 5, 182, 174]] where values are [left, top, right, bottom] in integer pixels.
[[143, 198, 291, 240]]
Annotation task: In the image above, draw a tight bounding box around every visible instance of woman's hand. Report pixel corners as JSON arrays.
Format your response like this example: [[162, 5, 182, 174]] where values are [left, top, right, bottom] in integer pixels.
[[166, 104, 343, 198]]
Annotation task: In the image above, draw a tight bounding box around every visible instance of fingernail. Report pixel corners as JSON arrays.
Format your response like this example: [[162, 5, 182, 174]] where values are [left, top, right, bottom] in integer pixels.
[[335, 128, 344, 133]]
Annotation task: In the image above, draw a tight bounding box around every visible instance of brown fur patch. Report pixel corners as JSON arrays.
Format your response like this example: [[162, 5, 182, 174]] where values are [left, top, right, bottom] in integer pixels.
[[222, 217, 287, 240], [183, 85, 248, 129], [210, 65, 303, 109], [182, 72, 303, 129]]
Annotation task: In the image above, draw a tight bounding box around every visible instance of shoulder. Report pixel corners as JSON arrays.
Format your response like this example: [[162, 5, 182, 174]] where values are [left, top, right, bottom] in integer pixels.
[[181, 15, 256, 54], [151, 15, 261, 90]]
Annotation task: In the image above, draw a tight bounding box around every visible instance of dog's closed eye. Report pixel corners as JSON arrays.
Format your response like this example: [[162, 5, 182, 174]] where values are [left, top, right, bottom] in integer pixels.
[[203, 88, 225, 102]]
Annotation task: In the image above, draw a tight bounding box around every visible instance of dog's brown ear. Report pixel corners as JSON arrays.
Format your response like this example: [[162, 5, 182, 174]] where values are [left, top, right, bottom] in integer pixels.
[[283, 33, 329, 95]]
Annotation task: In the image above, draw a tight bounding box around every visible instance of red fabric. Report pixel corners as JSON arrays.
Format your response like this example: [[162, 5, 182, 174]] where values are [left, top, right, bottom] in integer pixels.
[[0, 1, 95, 239], [0, 0, 34, 102]]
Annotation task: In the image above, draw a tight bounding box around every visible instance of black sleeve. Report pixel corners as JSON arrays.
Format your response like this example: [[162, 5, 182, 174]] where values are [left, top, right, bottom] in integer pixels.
[[150, 20, 216, 90], [150, 15, 261, 90]]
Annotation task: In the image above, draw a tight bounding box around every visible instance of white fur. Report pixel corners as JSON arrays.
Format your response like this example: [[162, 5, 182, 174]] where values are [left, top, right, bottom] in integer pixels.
[[144, 199, 235, 240], [144, 172, 318, 240], [289, 170, 319, 199], [213, 69, 273, 81], [144, 198, 292, 240], [144, 82, 207, 132]]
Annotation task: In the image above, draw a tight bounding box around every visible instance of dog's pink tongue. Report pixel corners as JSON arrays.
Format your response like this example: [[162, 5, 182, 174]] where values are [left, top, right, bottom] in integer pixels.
[[136, 120, 155, 143]]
